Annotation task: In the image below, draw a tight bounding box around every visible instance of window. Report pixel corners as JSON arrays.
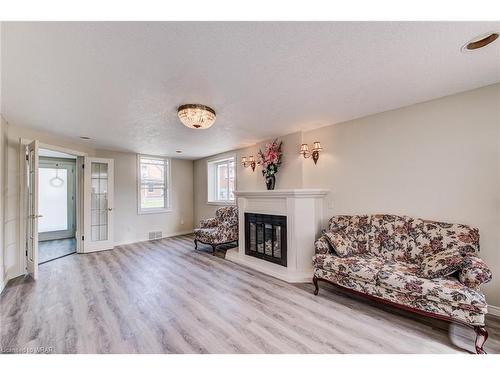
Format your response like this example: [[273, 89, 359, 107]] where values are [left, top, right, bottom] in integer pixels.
[[207, 156, 235, 204], [137, 155, 170, 214]]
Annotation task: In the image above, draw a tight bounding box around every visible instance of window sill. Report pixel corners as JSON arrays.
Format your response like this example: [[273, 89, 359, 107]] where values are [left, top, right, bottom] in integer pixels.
[[137, 208, 173, 215], [207, 201, 236, 206]]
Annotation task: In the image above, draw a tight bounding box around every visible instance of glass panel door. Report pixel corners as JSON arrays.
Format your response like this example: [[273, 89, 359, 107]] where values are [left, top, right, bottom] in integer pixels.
[[91, 162, 109, 241], [84, 157, 114, 253], [26, 140, 39, 279]]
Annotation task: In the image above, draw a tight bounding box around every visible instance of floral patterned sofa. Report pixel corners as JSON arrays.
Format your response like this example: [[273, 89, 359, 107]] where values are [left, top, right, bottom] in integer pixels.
[[312, 214, 492, 353], [194, 206, 239, 254]]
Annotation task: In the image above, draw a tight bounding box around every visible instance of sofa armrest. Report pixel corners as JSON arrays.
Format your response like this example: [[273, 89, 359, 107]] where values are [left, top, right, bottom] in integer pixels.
[[459, 256, 492, 290], [315, 236, 331, 255], [199, 217, 219, 228]]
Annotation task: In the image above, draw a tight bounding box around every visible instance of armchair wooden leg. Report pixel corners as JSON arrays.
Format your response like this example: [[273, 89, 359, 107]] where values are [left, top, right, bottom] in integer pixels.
[[211, 245, 216, 255], [313, 276, 319, 296], [474, 326, 488, 354], [194, 239, 198, 249]]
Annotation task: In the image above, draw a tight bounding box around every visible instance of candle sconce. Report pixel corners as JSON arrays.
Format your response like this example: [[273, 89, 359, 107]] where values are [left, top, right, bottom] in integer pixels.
[[300, 141, 323, 164], [241, 155, 256, 171]]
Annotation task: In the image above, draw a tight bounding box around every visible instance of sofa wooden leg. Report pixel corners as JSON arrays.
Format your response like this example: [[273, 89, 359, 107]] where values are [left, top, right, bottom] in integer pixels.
[[211, 245, 216, 255], [474, 326, 488, 354], [313, 276, 319, 296], [194, 239, 198, 249]]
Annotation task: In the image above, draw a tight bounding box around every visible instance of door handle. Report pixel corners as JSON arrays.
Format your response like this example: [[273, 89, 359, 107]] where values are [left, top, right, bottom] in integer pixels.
[[30, 214, 43, 218], [107, 208, 113, 211]]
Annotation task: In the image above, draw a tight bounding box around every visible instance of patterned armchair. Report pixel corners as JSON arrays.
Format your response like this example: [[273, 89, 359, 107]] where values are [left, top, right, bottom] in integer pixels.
[[194, 206, 239, 254]]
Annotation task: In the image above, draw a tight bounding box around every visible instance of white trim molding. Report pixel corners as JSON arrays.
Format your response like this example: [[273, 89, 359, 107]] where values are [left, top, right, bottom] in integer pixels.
[[137, 154, 172, 215], [206, 154, 237, 205]]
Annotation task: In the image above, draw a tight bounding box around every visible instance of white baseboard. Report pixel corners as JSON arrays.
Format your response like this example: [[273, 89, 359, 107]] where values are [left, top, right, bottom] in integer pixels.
[[113, 229, 194, 247], [488, 304, 500, 317]]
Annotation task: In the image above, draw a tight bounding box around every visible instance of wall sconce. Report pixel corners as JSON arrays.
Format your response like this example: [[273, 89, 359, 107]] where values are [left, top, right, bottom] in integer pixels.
[[241, 155, 256, 171], [300, 141, 323, 164]]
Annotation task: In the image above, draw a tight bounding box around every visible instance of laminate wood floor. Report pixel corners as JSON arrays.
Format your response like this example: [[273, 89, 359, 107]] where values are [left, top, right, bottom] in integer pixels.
[[1, 234, 499, 354]]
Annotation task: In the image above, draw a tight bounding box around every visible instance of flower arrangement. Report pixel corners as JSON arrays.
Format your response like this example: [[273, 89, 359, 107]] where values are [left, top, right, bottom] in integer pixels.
[[257, 139, 283, 190]]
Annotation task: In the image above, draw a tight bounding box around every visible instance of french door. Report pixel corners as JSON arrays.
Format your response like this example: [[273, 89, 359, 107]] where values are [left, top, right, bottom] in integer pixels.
[[26, 140, 40, 279], [83, 157, 114, 252]]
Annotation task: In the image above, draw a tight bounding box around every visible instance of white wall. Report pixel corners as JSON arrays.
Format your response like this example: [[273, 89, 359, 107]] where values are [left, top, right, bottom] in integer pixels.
[[2, 123, 194, 283], [193, 84, 500, 307]]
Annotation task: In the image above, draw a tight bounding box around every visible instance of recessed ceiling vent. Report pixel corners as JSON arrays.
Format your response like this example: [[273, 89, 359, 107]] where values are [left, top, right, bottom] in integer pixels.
[[462, 32, 499, 52]]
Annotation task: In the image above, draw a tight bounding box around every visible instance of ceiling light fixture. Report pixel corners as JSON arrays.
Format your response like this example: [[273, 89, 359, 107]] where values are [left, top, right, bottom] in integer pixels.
[[177, 104, 216, 129], [462, 32, 499, 51]]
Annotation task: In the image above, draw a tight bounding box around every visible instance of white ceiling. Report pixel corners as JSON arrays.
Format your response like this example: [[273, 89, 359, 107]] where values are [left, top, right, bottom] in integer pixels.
[[2, 22, 499, 159]]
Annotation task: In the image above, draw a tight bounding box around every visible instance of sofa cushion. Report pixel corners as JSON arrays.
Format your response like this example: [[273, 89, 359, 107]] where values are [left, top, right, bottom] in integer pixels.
[[459, 256, 493, 290], [328, 215, 370, 254], [420, 248, 465, 279], [323, 230, 356, 257], [368, 214, 421, 263], [418, 220, 479, 257], [313, 254, 384, 282], [377, 264, 487, 313]]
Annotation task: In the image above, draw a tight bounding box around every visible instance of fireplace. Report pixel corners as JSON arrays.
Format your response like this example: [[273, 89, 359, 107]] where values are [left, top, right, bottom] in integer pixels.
[[226, 189, 328, 283], [245, 213, 287, 267]]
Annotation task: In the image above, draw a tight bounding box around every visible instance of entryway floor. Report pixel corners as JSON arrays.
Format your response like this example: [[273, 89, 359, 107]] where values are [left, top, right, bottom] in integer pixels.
[[39, 238, 76, 264]]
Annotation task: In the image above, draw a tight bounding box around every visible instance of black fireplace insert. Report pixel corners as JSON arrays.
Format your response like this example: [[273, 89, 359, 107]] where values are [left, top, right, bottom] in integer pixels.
[[244, 212, 287, 267]]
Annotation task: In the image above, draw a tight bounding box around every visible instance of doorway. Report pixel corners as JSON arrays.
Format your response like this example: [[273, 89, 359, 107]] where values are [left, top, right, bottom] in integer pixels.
[[37, 149, 77, 264], [22, 139, 115, 280]]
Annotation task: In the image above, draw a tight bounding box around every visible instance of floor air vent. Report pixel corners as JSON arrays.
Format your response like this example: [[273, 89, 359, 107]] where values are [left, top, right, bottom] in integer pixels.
[[149, 231, 163, 241]]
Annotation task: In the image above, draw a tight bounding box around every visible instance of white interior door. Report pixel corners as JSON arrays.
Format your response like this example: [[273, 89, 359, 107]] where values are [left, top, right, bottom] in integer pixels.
[[83, 157, 114, 252], [26, 140, 40, 279]]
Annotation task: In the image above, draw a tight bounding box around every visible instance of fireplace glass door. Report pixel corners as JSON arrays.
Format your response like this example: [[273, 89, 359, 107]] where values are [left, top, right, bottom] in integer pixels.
[[245, 213, 287, 266]]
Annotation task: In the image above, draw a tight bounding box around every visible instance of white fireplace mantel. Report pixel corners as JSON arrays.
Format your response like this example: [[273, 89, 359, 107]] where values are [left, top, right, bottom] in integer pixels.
[[225, 189, 329, 283]]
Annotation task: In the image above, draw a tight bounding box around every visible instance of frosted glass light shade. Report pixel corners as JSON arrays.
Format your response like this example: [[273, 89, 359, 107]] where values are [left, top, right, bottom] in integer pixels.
[[178, 104, 216, 129]]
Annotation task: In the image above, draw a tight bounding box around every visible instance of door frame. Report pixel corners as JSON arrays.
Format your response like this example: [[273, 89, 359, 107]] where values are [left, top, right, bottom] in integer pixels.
[[19, 139, 88, 274]]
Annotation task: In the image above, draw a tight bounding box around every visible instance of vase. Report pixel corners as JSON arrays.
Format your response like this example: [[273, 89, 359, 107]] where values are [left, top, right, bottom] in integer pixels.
[[265, 175, 276, 190]]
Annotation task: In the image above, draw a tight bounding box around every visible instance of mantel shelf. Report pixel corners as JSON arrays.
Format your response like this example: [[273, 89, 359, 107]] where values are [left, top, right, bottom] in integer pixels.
[[233, 189, 329, 198]]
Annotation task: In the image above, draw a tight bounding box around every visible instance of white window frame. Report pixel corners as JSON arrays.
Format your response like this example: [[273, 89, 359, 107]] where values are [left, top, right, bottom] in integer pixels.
[[137, 154, 171, 214], [207, 155, 236, 205]]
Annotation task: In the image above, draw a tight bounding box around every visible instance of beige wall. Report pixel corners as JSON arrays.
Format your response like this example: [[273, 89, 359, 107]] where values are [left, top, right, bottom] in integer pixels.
[[194, 131, 304, 224], [193, 84, 500, 307], [303, 83, 500, 306], [2, 124, 194, 282], [96, 150, 193, 245]]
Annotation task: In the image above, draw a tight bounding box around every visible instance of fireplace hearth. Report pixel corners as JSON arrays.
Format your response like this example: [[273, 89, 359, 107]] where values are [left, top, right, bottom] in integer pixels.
[[245, 213, 287, 267]]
